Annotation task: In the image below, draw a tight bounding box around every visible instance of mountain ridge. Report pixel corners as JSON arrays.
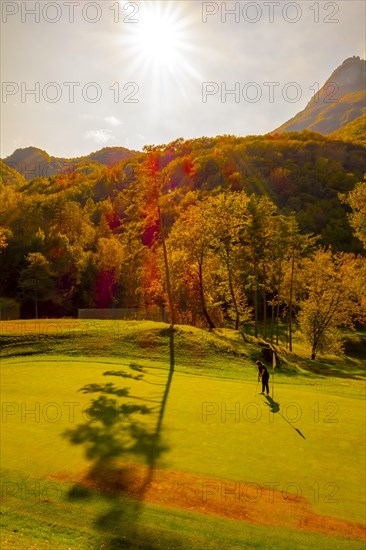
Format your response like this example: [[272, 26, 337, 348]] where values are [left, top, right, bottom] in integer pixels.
[[274, 56, 366, 139], [2, 146, 139, 181]]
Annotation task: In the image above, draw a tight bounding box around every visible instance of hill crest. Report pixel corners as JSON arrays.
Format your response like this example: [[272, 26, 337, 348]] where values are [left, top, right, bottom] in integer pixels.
[[275, 56, 366, 138], [2, 146, 139, 181]]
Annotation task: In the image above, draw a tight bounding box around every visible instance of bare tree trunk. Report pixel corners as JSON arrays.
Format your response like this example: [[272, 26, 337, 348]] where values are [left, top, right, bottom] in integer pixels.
[[311, 346, 317, 360], [275, 305, 280, 345], [276, 263, 282, 345], [270, 291, 275, 344], [158, 210, 175, 327], [276, 261, 282, 346], [155, 182, 175, 327], [262, 263, 267, 340], [254, 287, 258, 338], [199, 261, 215, 329], [288, 246, 295, 352], [225, 250, 240, 330], [253, 255, 258, 339]]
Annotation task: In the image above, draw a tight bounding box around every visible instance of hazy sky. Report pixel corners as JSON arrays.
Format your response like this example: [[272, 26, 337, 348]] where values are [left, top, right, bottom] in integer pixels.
[[1, 0, 365, 157]]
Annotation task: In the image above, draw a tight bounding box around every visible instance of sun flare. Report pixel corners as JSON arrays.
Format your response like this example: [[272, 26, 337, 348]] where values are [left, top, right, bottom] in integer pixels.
[[120, 1, 196, 75], [138, 10, 182, 66]]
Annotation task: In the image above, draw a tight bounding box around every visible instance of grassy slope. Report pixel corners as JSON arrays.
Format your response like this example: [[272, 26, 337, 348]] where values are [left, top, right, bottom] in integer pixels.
[[329, 110, 366, 142], [2, 491, 365, 550], [1, 320, 365, 549]]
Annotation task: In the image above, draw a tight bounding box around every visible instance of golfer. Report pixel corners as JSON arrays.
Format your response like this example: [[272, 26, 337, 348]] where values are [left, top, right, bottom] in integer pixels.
[[256, 360, 270, 395]]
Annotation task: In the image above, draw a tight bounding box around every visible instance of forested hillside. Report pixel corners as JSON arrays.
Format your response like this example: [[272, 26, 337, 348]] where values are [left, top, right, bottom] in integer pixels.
[[330, 112, 366, 142], [0, 159, 27, 187], [1, 132, 365, 356], [2, 146, 138, 180]]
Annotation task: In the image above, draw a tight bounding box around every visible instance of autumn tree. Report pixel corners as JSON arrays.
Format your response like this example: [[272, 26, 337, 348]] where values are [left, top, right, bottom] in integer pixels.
[[340, 177, 366, 250], [297, 249, 363, 359], [94, 237, 124, 308], [207, 191, 252, 330], [140, 148, 175, 326], [0, 226, 9, 250], [167, 201, 218, 328]]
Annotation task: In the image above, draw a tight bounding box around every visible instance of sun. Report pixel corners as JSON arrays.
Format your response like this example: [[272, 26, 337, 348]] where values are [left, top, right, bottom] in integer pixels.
[[120, 1, 196, 75], [138, 8, 182, 66]]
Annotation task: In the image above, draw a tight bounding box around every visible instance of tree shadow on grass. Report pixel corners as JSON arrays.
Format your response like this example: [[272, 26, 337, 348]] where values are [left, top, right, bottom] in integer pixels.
[[63, 327, 176, 548], [275, 360, 365, 382], [209, 329, 246, 354], [297, 361, 365, 381]]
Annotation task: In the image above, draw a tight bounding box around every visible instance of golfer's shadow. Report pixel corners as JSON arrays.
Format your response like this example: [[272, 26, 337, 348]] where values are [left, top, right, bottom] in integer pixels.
[[265, 395, 280, 413], [264, 395, 306, 440]]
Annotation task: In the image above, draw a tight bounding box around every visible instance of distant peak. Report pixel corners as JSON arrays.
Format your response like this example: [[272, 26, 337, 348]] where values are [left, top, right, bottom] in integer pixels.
[[341, 56, 365, 65], [274, 56, 366, 137], [11, 146, 47, 154]]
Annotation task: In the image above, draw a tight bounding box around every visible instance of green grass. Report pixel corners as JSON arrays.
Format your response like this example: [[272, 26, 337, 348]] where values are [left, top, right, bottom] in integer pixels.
[[2, 487, 365, 550], [1, 320, 365, 549], [2, 488, 365, 550]]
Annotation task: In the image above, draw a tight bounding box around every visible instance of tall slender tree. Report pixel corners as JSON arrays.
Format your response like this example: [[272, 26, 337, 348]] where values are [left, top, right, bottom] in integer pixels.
[[167, 202, 217, 329], [142, 149, 175, 326], [18, 253, 55, 319]]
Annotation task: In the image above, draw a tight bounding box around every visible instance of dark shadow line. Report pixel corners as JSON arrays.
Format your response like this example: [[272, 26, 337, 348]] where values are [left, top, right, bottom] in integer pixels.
[[278, 413, 306, 440], [144, 327, 175, 484], [264, 396, 306, 440]]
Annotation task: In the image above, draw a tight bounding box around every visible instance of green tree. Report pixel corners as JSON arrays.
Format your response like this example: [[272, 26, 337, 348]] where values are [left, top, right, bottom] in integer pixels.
[[94, 237, 124, 308], [266, 215, 291, 344], [283, 215, 317, 351], [18, 253, 55, 318]]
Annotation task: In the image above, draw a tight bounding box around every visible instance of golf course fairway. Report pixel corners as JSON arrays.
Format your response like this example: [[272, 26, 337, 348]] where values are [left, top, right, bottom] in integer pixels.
[[1, 320, 365, 549]]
